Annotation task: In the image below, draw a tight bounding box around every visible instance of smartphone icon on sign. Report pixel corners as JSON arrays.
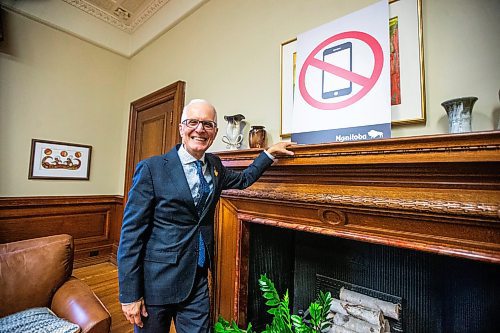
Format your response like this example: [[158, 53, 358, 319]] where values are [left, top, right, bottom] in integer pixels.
[[322, 42, 352, 99]]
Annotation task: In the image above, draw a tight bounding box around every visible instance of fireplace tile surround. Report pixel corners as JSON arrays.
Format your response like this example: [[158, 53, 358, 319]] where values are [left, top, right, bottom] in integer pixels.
[[213, 131, 500, 331]]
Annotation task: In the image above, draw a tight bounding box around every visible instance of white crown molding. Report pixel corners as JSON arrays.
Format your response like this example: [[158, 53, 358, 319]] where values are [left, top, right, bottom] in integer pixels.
[[62, 0, 134, 32], [0, 0, 208, 58], [61, 0, 172, 33], [131, 0, 170, 32]]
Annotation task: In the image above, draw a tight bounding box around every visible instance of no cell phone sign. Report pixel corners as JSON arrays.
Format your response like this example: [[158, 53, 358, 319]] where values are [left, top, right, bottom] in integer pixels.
[[298, 31, 384, 110]]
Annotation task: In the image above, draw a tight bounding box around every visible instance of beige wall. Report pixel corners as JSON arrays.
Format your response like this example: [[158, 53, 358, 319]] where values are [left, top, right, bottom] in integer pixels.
[[126, 0, 380, 151], [405, 0, 500, 137], [1, 0, 499, 197], [127, 0, 500, 152], [0, 9, 128, 196]]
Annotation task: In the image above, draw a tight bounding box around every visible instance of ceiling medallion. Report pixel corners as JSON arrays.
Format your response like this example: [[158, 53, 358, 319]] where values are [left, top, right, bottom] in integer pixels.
[[62, 0, 170, 33], [114, 7, 131, 21]]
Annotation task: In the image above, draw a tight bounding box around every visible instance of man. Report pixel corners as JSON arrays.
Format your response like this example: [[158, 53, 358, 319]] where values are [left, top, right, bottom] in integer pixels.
[[117, 99, 294, 332]]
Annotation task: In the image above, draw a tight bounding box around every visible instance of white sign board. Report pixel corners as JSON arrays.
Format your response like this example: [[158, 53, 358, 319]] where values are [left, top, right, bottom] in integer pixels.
[[292, 0, 391, 144]]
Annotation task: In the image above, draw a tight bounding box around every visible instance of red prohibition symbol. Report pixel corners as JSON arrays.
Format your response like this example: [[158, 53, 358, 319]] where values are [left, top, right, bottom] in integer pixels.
[[298, 31, 384, 110]]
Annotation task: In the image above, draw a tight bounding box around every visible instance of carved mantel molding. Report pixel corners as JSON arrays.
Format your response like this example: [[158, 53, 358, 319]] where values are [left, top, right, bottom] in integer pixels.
[[223, 188, 498, 219]]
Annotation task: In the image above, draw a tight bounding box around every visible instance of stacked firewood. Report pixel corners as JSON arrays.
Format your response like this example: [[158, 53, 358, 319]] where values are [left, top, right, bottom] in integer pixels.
[[327, 287, 401, 333]]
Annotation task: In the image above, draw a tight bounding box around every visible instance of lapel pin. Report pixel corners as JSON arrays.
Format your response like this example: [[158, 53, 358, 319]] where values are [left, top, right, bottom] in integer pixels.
[[214, 168, 218, 177]]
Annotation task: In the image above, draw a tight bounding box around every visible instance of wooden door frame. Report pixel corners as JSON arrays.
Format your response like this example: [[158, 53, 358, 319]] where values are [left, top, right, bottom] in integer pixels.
[[123, 81, 185, 204]]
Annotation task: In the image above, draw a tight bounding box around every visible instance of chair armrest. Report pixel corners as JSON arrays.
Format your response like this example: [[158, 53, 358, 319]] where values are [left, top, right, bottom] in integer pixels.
[[51, 276, 111, 333]]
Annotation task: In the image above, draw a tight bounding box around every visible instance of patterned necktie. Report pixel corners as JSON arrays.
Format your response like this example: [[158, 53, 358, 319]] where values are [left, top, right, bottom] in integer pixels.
[[195, 160, 210, 267]]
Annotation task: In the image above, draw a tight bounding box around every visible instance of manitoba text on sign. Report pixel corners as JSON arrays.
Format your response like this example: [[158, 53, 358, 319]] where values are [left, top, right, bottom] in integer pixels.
[[291, 0, 391, 144]]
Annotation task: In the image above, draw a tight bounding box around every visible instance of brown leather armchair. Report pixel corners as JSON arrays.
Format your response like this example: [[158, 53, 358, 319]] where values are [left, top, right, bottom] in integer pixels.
[[0, 234, 111, 333]]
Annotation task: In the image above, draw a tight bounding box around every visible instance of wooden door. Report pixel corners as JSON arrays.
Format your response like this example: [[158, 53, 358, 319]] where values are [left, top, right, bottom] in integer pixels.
[[123, 81, 185, 202]]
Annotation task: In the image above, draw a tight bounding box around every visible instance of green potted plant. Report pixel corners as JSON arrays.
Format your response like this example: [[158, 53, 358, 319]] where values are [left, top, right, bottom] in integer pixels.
[[215, 274, 333, 333]]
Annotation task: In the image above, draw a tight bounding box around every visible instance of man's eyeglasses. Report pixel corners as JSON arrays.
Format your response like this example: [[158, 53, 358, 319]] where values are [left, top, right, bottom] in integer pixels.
[[182, 119, 217, 130]]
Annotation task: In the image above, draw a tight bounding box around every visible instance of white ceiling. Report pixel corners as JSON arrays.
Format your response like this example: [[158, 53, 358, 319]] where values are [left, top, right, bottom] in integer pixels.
[[0, 0, 208, 57]]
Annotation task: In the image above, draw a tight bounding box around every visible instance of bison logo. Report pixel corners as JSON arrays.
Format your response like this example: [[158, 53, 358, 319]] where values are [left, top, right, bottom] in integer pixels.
[[367, 130, 384, 139]]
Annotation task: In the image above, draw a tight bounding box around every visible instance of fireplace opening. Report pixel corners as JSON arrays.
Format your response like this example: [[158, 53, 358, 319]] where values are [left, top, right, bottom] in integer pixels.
[[246, 223, 500, 333]]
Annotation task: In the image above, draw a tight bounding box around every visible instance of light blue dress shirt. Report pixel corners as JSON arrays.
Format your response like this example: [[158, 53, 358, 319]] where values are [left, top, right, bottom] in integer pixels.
[[177, 145, 214, 205]]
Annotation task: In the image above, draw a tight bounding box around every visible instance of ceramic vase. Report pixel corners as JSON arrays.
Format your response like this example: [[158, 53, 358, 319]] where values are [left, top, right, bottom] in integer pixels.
[[249, 126, 266, 148], [441, 97, 478, 133], [222, 114, 245, 149]]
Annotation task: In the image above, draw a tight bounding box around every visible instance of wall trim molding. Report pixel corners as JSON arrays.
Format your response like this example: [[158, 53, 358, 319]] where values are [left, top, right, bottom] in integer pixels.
[[0, 195, 123, 207]]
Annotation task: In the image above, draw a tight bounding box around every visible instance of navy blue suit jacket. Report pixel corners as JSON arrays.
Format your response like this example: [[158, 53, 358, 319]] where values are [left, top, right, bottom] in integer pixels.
[[117, 145, 273, 305]]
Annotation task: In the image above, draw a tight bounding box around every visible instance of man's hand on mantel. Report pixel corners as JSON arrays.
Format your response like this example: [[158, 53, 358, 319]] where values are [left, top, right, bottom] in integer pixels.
[[266, 142, 296, 158]]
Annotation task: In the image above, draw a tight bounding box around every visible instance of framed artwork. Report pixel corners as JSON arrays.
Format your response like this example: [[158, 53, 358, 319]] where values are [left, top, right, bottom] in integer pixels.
[[28, 139, 92, 180], [280, 0, 426, 137], [280, 38, 297, 138], [389, 0, 426, 125]]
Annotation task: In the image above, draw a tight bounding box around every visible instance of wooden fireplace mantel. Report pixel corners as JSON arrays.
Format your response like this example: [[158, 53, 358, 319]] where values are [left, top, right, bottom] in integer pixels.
[[213, 131, 500, 323]]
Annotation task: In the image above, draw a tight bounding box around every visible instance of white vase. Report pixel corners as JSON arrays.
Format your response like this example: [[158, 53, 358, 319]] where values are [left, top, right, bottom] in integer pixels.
[[222, 114, 245, 149], [441, 97, 477, 133]]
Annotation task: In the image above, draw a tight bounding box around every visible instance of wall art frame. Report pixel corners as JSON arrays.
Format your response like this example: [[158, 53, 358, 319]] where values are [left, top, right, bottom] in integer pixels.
[[280, 0, 426, 138], [28, 139, 92, 180], [389, 0, 426, 125]]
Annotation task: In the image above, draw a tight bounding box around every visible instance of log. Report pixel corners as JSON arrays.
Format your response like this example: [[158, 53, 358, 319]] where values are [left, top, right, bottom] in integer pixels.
[[339, 287, 401, 320], [330, 298, 384, 326], [333, 313, 384, 333], [384, 319, 390, 333], [328, 323, 358, 333]]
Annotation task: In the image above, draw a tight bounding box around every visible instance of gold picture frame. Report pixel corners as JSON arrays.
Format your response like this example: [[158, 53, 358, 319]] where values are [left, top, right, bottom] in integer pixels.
[[389, 0, 426, 125], [280, 38, 297, 138]]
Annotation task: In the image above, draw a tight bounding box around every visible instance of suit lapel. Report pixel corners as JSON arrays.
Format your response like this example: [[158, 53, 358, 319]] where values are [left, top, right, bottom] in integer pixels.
[[200, 154, 220, 218], [206, 154, 220, 193], [163, 146, 197, 213]]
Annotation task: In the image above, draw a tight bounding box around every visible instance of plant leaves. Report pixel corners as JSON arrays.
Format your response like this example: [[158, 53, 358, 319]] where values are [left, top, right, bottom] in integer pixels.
[[268, 308, 278, 316], [263, 291, 275, 300], [309, 302, 321, 326], [214, 322, 225, 332], [217, 275, 334, 333], [266, 299, 280, 306]]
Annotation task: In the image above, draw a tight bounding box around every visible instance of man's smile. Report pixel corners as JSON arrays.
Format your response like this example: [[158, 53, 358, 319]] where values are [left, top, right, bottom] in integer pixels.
[[191, 136, 208, 142]]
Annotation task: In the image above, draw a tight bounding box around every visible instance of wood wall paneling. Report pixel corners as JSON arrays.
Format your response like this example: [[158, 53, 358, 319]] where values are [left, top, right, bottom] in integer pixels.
[[0, 195, 124, 267]]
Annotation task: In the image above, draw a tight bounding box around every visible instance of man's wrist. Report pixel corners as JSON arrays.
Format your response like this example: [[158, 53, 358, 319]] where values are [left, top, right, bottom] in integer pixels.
[[121, 297, 143, 305], [263, 150, 276, 161]]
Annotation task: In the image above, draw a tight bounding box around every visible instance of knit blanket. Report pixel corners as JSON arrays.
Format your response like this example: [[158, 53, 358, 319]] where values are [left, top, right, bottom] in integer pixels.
[[0, 307, 80, 333]]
